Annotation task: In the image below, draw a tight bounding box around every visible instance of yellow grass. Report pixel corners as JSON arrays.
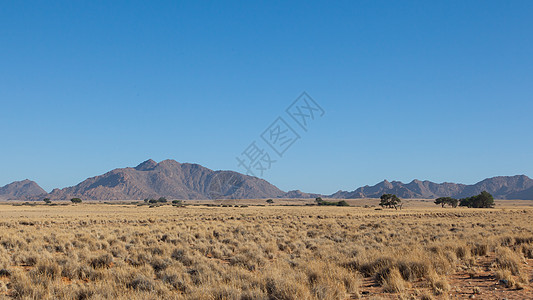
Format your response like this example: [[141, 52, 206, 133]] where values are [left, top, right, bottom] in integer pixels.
[[0, 202, 532, 299]]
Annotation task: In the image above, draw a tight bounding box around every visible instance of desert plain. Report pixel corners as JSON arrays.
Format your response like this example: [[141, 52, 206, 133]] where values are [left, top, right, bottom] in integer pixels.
[[0, 199, 532, 299]]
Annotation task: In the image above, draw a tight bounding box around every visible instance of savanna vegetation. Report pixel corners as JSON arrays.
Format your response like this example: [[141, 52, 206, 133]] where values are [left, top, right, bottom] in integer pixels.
[[434, 192, 496, 209], [0, 202, 532, 299]]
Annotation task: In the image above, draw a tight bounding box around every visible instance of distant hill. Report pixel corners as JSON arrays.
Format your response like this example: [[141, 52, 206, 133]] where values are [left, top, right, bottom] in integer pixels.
[[2, 160, 532, 201], [329, 175, 533, 200], [44, 159, 287, 200], [0, 179, 46, 200]]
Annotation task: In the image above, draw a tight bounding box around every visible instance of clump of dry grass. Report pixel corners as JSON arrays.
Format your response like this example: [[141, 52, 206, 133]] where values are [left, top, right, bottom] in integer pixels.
[[519, 243, 533, 259], [470, 242, 489, 256], [427, 270, 450, 295], [265, 270, 311, 300], [455, 243, 471, 260], [127, 274, 156, 291], [398, 260, 430, 281], [304, 260, 360, 299], [494, 268, 516, 288], [492, 247, 530, 290], [381, 267, 407, 293], [494, 247, 522, 276], [32, 259, 61, 279]]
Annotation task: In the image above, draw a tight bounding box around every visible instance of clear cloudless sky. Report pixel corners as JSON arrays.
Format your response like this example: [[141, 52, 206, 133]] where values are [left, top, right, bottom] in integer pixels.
[[1, 1, 532, 194]]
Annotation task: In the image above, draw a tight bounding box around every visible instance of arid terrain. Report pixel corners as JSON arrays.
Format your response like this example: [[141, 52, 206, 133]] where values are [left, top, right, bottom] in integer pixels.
[[1, 201, 532, 299]]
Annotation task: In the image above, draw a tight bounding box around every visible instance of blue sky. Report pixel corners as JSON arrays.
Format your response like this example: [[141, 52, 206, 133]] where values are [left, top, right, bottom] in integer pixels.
[[1, 1, 532, 194]]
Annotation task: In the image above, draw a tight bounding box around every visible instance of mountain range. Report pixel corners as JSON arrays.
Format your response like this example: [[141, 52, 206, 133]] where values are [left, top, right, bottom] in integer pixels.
[[330, 175, 533, 200], [0, 159, 532, 200]]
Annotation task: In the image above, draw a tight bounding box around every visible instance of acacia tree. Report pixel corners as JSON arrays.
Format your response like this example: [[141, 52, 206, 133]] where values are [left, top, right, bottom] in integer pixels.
[[379, 194, 402, 210], [459, 191, 495, 208], [434, 197, 458, 208], [479, 191, 495, 207]]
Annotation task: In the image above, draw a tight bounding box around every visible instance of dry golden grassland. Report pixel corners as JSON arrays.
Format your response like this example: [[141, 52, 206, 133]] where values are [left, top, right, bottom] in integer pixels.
[[0, 202, 533, 299]]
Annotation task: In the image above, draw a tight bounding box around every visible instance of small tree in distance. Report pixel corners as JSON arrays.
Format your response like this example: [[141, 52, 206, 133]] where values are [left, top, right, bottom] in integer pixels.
[[71, 198, 82, 204], [43, 198, 51, 204], [266, 199, 274, 204], [379, 194, 402, 210], [434, 197, 458, 208]]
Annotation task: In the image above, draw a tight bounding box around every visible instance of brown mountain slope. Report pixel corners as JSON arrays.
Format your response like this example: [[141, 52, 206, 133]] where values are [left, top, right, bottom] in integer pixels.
[[507, 185, 533, 200], [0, 179, 46, 199], [45, 159, 286, 200]]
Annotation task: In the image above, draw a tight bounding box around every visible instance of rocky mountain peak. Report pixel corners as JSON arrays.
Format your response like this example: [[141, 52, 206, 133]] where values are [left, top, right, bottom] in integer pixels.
[[135, 159, 158, 171]]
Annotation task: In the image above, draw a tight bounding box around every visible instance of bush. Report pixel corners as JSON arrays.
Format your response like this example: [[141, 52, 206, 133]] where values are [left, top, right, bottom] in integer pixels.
[[315, 198, 350, 207], [459, 191, 495, 208], [71, 198, 82, 204]]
